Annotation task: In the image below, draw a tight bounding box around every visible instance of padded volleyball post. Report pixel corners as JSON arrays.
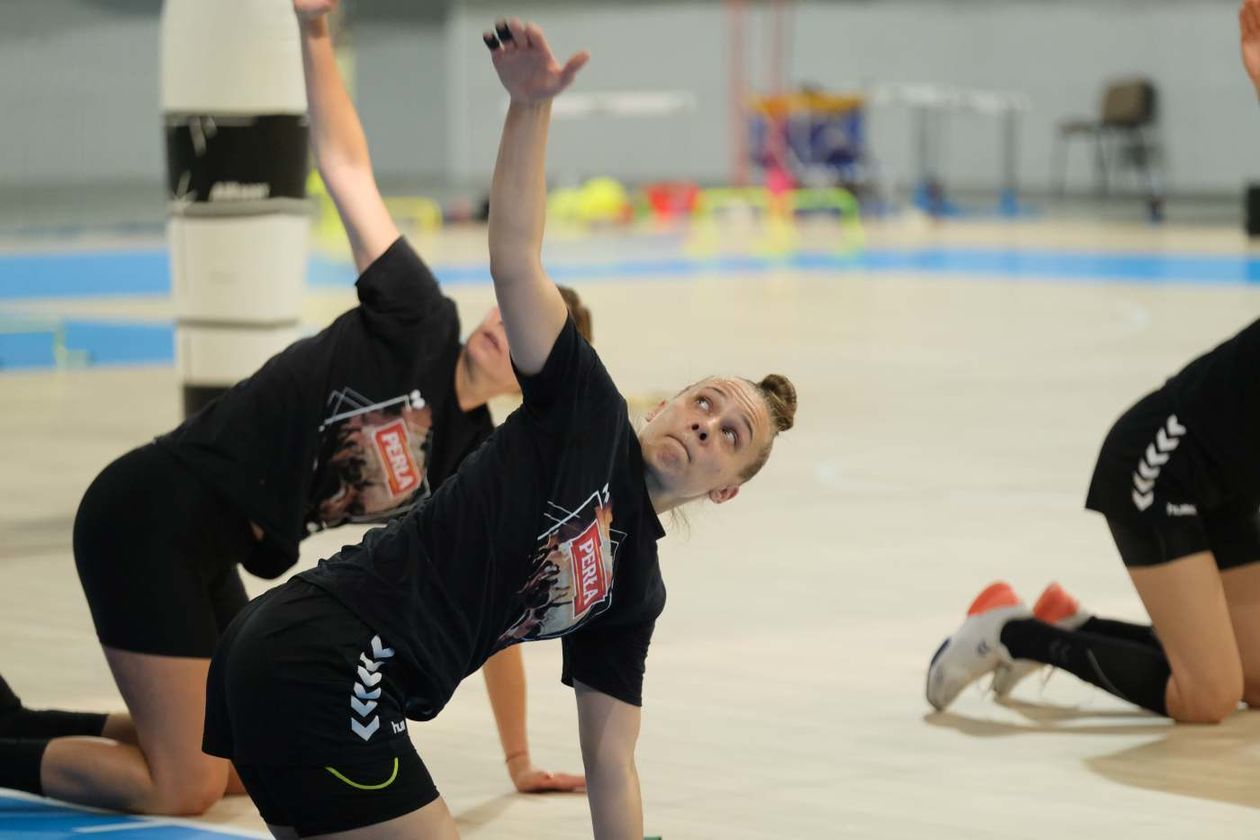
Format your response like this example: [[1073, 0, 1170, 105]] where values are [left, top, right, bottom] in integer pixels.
[[161, 0, 309, 417]]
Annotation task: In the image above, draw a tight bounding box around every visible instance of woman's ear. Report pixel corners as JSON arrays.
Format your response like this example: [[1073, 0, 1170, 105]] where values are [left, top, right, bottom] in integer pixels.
[[708, 485, 740, 505], [645, 400, 668, 422]]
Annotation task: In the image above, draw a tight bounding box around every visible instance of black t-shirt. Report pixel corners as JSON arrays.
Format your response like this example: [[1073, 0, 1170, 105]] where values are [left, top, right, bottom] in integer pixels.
[[1162, 316, 1260, 501], [300, 316, 667, 723], [158, 238, 493, 577]]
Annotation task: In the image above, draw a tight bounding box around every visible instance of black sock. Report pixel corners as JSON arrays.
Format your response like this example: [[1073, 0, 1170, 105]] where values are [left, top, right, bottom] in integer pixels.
[[0, 674, 108, 738], [0, 673, 19, 712], [1078, 616, 1162, 651], [1000, 619, 1171, 716], [0, 708, 110, 739], [0, 738, 49, 795]]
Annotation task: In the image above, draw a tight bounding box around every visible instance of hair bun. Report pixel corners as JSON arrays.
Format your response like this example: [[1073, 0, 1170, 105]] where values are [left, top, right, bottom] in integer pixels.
[[557, 285, 593, 343], [758, 374, 796, 433]]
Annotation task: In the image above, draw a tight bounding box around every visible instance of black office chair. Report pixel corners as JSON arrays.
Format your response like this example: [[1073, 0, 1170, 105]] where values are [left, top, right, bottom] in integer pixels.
[[1053, 78, 1163, 211]]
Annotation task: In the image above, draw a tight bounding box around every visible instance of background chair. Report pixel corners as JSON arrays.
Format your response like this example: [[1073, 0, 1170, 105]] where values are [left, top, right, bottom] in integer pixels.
[[1053, 77, 1164, 216]]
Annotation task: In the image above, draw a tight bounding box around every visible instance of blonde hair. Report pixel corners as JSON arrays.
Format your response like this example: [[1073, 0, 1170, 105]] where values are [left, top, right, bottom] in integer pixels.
[[739, 373, 797, 481], [557, 285, 593, 343]]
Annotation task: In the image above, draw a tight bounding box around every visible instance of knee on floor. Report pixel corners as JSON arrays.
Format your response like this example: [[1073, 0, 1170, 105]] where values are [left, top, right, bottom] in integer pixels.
[[1242, 678, 1260, 710], [144, 773, 226, 816], [1172, 673, 1243, 724]]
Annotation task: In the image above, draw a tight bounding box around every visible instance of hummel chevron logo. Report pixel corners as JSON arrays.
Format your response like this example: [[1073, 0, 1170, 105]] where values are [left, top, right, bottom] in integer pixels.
[[347, 635, 396, 743], [1131, 415, 1186, 512], [352, 716, 380, 741], [1144, 444, 1169, 467]]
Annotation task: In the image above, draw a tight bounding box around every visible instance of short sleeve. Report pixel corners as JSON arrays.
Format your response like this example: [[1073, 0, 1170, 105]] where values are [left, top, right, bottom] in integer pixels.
[[514, 317, 619, 424], [560, 619, 656, 707], [354, 237, 452, 322]]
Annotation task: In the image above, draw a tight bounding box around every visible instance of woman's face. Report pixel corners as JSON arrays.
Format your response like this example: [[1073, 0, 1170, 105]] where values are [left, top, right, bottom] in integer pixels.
[[638, 377, 772, 505], [463, 305, 519, 395]]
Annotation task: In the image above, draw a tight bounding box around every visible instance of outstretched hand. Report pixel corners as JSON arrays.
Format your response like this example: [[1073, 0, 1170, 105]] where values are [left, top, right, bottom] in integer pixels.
[[507, 754, 586, 794], [294, 0, 337, 21], [484, 18, 590, 104], [1242, 0, 1260, 96]]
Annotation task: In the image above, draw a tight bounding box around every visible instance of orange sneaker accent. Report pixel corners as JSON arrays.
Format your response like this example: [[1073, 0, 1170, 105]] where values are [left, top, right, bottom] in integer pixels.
[[1032, 582, 1080, 625], [966, 581, 1020, 616]]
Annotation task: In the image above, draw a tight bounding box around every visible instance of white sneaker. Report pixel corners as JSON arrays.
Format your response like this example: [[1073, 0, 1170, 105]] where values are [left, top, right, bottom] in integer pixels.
[[990, 582, 1090, 699], [926, 581, 1031, 712]]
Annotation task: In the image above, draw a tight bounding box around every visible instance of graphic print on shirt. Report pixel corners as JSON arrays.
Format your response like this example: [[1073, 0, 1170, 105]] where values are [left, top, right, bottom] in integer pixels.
[[498, 486, 626, 646], [307, 387, 433, 531]]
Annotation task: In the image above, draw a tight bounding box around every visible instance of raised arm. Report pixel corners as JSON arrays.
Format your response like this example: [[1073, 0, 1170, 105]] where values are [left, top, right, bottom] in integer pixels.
[[575, 681, 643, 840], [294, 0, 398, 273], [1242, 0, 1260, 99], [485, 19, 589, 375]]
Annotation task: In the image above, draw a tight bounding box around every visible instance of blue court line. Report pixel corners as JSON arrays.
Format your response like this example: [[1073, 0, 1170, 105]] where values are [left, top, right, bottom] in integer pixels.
[[0, 250, 171, 299], [6, 245, 1260, 301], [0, 791, 264, 838], [0, 320, 172, 371], [6, 244, 1260, 372]]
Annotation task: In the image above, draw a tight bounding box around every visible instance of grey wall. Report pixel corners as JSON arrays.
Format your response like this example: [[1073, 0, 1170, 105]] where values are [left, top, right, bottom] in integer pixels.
[[795, 0, 1259, 194], [0, 0, 443, 195], [353, 17, 448, 186], [2, 0, 163, 188], [447, 3, 727, 187], [2, 0, 1256, 200], [445, 0, 1259, 195]]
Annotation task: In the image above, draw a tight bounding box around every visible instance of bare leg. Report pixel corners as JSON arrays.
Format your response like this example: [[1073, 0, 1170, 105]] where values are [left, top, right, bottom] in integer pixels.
[[41, 648, 228, 815], [1129, 552, 1244, 723], [101, 712, 138, 745], [1220, 562, 1260, 707], [227, 763, 247, 796], [311, 796, 459, 840], [56, 710, 243, 796]]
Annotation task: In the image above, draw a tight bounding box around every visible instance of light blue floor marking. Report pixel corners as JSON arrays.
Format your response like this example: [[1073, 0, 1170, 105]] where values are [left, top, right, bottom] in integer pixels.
[[5, 243, 1260, 372], [0, 250, 170, 299], [0, 321, 172, 371], [0, 791, 264, 839], [5, 245, 1260, 302]]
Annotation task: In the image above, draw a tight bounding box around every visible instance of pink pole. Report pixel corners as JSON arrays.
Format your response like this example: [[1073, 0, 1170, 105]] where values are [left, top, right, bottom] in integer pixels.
[[767, 0, 793, 190], [727, 0, 748, 187]]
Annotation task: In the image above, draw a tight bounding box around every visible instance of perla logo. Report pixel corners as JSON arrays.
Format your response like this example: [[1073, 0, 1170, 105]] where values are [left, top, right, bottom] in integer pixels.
[[372, 419, 420, 497], [209, 181, 270, 201], [569, 520, 609, 617]]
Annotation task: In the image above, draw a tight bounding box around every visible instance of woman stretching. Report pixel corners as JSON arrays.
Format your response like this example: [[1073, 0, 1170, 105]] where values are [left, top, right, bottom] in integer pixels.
[[202, 17, 797, 838], [0, 0, 588, 814]]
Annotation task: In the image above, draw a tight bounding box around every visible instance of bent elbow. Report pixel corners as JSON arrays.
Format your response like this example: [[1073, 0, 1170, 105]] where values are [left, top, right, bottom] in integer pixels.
[[488, 251, 542, 286]]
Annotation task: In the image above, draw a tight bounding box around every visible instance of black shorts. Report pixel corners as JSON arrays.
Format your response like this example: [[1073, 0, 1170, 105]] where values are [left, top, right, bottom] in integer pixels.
[[235, 753, 436, 836], [73, 443, 254, 657], [204, 579, 437, 835], [1086, 389, 1260, 569]]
